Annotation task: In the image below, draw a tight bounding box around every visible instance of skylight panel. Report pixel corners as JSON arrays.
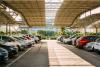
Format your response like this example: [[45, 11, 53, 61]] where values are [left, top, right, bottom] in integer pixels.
[[80, 7, 100, 19], [45, 0, 63, 25]]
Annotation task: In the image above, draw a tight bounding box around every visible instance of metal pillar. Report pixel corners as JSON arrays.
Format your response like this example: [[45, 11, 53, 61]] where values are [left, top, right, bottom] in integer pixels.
[[84, 27, 86, 36], [95, 26, 98, 35], [8, 24, 10, 36], [83, 13, 87, 36], [8, 24, 12, 36], [6, 24, 8, 35]]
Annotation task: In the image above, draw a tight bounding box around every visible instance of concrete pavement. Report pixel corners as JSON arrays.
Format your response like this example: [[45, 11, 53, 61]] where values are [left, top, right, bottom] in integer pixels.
[[8, 40, 96, 67], [47, 40, 94, 67]]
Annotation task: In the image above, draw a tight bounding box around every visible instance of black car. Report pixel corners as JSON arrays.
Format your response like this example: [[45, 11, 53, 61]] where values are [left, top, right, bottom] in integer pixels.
[[0, 47, 8, 62], [0, 41, 18, 57]]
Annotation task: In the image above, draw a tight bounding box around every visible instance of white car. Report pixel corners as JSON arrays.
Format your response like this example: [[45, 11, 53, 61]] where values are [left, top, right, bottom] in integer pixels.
[[0, 36, 24, 51], [84, 42, 96, 51], [34, 36, 39, 43], [94, 38, 100, 52], [63, 38, 71, 44], [63, 36, 75, 44], [84, 38, 100, 52]]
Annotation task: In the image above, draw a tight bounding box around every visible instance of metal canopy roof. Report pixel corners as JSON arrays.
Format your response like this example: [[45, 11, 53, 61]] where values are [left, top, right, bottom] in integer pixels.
[[4, 0, 45, 27], [54, 0, 100, 27], [0, 7, 16, 25], [72, 14, 100, 28], [1, 0, 100, 28], [0, 14, 8, 24]]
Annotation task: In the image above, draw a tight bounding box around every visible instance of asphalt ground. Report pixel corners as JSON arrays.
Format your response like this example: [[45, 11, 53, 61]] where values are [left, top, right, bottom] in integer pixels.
[[7, 41, 49, 67], [2, 40, 100, 67]]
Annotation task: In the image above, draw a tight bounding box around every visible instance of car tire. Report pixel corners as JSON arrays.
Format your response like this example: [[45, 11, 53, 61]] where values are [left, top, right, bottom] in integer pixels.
[[92, 47, 94, 51]]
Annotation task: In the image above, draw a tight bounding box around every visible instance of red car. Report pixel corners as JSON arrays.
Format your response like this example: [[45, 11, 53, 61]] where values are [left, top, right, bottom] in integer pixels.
[[76, 36, 98, 48]]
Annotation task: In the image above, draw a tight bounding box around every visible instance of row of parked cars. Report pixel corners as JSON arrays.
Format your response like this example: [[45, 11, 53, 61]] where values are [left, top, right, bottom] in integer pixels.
[[0, 35, 41, 62], [57, 35, 100, 53]]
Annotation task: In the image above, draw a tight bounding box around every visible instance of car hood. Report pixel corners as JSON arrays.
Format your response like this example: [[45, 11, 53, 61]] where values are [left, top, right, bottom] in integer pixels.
[[4, 42, 17, 46]]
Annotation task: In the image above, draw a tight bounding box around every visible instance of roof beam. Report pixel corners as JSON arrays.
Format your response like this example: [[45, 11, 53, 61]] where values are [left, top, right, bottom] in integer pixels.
[[0, 0, 29, 26]]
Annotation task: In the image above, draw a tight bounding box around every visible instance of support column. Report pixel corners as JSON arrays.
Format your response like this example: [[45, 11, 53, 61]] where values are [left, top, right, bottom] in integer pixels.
[[6, 24, 8, 35], [95, 26, 98, 35], [84, 27, 86, 36], [8, 24, 11, 36]]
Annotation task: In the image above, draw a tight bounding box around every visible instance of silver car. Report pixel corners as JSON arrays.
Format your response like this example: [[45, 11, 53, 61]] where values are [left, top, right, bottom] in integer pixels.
[[84, 42, 96, 51]]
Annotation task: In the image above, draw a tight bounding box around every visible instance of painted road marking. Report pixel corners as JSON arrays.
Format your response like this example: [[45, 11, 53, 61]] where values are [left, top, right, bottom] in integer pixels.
[[6, 47, 32, 67]]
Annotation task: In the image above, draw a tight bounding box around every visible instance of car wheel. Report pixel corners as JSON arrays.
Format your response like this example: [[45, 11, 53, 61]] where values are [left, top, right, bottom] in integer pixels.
[[68, 41, 72, 45], [17, 45, 21, 51], [92, 47, 94, 51], [84, 46, 91, 52]]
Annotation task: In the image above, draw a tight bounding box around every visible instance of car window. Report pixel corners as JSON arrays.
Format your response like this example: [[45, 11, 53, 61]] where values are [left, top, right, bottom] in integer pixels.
[[2, 36, 9, 42], [1, 36, 15, 42], [83, 36, 97, 41]]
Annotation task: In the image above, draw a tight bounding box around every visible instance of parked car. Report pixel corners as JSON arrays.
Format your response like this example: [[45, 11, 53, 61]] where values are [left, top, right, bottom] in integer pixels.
[[63, 36, 76, 44], [33, 36, 40, 43], [63, 37, 72, 44], [19, 37, 33, 47], [0, 47, 8, 62], [76, 36, 98, 48], [84, 42, 95, 51], [13, 37, 26, 50], [0, 36, 24, 51], [36, 35, 41, 41], [32, 35, 41, 42], [0, 40, 18, 57], [94, 38, 100, 52], [57, 35, 68, 42], [72, 36, 80, 46]]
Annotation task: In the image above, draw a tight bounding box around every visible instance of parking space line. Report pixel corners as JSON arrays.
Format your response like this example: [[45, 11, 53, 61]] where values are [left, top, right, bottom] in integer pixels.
[[6, 47, 32, 67]]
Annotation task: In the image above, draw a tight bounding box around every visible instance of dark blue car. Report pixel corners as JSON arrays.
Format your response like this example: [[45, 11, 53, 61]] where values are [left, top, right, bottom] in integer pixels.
[[0, 47, 8, 62]]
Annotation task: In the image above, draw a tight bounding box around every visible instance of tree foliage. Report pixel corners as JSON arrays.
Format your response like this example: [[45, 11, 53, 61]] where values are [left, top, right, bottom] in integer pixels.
[[20, 30, 28, 34]]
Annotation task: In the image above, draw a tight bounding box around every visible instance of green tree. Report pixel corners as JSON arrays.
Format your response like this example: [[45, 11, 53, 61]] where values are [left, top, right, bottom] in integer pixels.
[[21, 30, 28, 34], [61, 27, 66, 35]]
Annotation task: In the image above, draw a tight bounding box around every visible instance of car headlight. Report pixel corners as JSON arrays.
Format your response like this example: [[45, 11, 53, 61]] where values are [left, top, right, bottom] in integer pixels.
[[10, 48, 14, 50]]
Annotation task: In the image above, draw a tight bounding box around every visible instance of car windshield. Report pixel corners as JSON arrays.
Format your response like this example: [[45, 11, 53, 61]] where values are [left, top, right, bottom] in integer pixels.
[[1, 36, 15, 42]]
